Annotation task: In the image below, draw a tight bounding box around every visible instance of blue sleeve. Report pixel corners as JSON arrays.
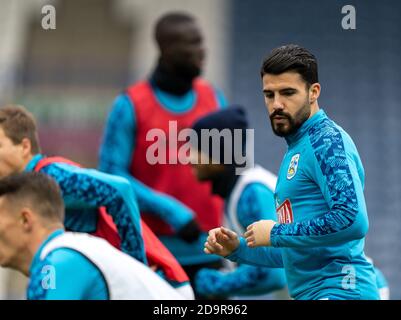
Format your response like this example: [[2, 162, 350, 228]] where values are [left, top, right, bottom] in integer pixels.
[[195, 264, 286, 297], [193, 183, 285, 297], [271, 128, 369, 248], [124, 178, 194, 230], [213, 87, 228, 109], [237, 183, 277, 229], [98, 94, 136, 181], [226, 237, 284, 268], [40, 163, 146, 264], [98, 94, 194, 230], [45, 249, 108, 300]]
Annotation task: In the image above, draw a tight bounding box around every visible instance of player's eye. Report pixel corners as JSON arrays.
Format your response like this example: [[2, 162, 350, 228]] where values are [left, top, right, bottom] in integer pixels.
[[281, 90, 296, 96], [264, 92, 274, 99]]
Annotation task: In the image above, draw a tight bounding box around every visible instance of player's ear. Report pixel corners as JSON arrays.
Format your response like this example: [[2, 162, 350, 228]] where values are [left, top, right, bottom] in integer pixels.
[[20, 138, 32, 158], [309, 83, 321, 104], [20, 208, 34, 232]]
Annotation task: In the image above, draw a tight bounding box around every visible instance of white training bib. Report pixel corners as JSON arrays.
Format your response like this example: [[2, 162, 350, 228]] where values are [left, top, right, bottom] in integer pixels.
[[226, 165, 277, 234], [40, 232, 185, 300]]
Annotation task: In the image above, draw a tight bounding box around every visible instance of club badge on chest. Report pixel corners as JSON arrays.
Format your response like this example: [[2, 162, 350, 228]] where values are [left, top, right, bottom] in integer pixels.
[[287, 153, 300, 180]]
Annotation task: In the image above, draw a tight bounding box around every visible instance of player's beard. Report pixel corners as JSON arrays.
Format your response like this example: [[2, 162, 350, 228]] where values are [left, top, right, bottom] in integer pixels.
[[270, 98, 311, 137], [174, 60, 202, 80]]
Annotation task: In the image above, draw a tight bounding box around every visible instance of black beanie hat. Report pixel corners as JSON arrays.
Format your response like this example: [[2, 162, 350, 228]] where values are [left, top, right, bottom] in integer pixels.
[[191, 105, 249, 165]]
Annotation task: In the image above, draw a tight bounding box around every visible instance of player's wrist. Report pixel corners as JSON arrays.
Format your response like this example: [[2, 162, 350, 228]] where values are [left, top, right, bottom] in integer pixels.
[[269, 223, 280, 247], [225, 237, 246, 259]]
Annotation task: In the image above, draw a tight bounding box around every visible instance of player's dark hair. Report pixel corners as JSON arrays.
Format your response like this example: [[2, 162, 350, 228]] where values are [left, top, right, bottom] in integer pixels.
[[0, 105, 41, 154], [260, 44, 318, 87], [154, 12, 196, 47], [0, 172, 64, 223]]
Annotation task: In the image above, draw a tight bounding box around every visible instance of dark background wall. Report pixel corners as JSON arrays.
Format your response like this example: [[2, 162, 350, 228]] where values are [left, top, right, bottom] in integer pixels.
[[229, 0, 401, 298]]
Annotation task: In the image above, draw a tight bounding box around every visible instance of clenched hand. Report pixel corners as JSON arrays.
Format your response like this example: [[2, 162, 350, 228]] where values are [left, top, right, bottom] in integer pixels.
[[204, 226, 240, 257]]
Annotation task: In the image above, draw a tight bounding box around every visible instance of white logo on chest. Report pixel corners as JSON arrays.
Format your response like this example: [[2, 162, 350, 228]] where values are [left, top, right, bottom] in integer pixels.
[[287, 153, 300, 180]]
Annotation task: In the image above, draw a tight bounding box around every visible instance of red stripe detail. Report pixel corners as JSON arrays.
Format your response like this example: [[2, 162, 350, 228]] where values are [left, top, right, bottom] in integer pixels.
[[34, 156, 83, 171]]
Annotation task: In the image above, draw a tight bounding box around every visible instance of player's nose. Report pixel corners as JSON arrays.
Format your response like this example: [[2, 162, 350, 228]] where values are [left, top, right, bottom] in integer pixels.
[[272, 99, 285, 112]]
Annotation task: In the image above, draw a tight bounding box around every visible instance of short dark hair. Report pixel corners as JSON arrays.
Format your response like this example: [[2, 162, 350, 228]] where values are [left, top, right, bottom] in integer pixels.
[[0, 105, 41, 154], [154, 12, 196, 47], [260, 44, 318, 86], [0, 172, 64, 223]]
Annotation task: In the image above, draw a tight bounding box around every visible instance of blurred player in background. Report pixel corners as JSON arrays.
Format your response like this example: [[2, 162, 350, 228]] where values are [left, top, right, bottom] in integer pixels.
[[375, 268, 390, 300], [99, 11, 227, 294], [204, 45, 379, 300], [366, 257, 390, 300], [0, 105, 194, 299], [189, 106, 287, 299], [0, 172, 185, 300]]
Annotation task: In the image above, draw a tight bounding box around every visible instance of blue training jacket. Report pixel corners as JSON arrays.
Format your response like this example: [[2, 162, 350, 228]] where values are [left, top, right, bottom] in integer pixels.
[[25, 154, 146, 264], [227, 110, 379, 300]]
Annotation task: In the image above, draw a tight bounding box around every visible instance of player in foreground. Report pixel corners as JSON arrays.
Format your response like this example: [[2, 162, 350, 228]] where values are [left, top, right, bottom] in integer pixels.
[[204, 45, 379, 300], [0, 105, 193, 298], [0, 172, 185, 299]]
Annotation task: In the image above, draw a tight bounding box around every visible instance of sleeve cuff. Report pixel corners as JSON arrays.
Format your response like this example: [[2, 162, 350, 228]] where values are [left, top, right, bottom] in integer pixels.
[[225, 237, 247, 261], [270, 224, 280, 247]]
